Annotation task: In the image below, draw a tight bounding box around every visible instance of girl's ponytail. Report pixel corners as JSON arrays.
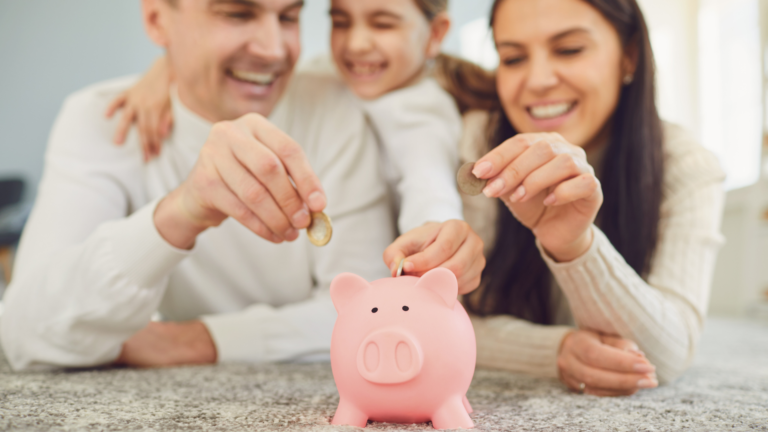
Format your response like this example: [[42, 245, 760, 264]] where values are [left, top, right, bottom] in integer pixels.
[[432, 54, 500, 114]]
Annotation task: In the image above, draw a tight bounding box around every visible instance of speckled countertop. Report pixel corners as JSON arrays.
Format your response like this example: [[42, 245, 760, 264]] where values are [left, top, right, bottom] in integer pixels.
[[1, 317, 766, 431]]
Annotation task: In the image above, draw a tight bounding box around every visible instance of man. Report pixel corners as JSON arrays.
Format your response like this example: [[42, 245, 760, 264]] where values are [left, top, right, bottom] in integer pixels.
[[0, 0, 483, 371]]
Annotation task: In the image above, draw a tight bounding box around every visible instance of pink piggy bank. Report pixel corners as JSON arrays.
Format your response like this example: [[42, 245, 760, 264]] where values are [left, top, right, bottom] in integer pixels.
[[329, 267, 476, 429]]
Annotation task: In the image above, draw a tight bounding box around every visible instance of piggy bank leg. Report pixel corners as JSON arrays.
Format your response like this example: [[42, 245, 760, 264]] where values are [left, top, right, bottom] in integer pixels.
[[431, 396, 474, 430], [331, 397, 368, 428], [462, 394, 473, 414]]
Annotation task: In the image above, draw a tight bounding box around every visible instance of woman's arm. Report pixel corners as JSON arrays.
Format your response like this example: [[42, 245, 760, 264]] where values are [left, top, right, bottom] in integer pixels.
[[540, 157, 725, 383]]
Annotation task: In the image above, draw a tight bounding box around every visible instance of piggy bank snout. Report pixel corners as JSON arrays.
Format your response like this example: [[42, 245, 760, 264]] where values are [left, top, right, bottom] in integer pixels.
[[356, 328, 424, 384]]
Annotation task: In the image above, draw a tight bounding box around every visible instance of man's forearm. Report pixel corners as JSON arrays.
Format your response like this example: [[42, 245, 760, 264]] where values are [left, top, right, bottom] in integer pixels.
[[154, 188, 207, 250]]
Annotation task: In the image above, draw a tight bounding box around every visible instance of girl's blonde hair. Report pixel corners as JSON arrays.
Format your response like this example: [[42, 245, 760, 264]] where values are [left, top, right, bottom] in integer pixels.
[[414, 0, 501, 114]]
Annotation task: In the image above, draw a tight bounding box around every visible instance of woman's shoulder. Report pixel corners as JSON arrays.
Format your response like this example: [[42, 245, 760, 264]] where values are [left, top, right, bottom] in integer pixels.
[[661, 121, 725, 198]]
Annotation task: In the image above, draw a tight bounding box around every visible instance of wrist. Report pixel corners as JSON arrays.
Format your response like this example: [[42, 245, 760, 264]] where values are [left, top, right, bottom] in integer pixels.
[[153, 188, 208, 250], [182, 320, 217, 364], [544, 226, 594, 263]]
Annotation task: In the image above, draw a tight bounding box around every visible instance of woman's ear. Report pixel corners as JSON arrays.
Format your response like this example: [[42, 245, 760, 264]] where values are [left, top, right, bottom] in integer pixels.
[[621, 37, 640, 83], [426, 12, 451, 59], [142, 0, 172, 48]]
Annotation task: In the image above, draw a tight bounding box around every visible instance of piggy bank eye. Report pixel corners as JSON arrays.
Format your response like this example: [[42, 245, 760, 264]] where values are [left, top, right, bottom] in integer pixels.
[[371, 307, 378, 313], [402, 306, 409, 311]]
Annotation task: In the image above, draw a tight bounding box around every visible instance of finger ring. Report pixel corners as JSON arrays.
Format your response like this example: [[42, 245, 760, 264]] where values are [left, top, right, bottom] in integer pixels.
[[578, 382, 586, 393]]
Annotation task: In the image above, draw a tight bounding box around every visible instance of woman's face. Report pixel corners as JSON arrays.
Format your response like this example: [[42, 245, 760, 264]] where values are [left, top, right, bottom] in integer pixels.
[[330, 0, 446, 100], [493, 0, 634, 148]]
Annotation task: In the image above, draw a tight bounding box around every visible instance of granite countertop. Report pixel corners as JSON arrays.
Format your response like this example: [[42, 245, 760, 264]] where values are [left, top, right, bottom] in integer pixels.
[[1, 317, 766, 431]]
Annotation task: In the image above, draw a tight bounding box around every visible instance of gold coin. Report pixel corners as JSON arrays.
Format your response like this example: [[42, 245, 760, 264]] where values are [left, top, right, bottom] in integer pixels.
[[457, 161, 488, 196], [306, 211, 332, 246]]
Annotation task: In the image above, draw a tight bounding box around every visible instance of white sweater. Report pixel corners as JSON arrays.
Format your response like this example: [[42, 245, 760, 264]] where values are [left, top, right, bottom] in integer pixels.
[[461, 112, 726, 383], [0, 73, 395, 371]]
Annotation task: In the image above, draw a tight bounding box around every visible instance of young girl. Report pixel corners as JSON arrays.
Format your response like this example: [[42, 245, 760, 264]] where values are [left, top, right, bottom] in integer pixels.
[[107, 0, 488, 265]]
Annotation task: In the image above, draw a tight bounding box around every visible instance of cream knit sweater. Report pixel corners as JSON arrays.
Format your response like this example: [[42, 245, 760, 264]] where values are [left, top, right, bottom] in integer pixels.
[[460, 112, 726, 383]]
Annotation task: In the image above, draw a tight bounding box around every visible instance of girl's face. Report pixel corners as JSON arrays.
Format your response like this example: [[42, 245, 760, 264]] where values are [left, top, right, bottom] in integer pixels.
[[330, 0, 449, 100], [493, 0, 636, 149]]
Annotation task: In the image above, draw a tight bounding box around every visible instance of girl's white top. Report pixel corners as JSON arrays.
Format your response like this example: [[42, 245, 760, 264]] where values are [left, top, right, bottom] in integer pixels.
[[301, 56, 464, 234]]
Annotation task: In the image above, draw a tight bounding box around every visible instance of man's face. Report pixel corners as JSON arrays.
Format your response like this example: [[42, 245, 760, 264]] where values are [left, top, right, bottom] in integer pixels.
[[156, 0, 302, 122]]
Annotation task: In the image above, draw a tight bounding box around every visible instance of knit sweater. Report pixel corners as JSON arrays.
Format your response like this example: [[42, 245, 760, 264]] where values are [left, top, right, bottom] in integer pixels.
[[460, 111, 726, 383]]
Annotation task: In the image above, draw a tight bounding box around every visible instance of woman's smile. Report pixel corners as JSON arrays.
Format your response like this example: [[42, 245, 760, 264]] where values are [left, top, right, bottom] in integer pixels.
[[525, 100, 578, 129]]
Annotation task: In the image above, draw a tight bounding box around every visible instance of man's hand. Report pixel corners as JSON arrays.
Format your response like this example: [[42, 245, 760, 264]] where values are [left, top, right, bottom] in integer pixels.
[[115, 321, 217, 368], [154, 113, 327, 249], [382, 220, 485, 295], [557, 330, 658, 396]]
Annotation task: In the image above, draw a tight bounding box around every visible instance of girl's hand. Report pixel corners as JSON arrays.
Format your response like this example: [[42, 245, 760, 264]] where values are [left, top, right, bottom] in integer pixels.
[[105, 56, 174, 162], [558, 330, 658, 396], [382, 220, 485, 295], [472, 132, 602, 262]]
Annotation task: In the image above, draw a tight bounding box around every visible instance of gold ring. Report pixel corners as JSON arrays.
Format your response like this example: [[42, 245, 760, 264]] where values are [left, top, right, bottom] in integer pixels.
[[578, 382, 586, 393]]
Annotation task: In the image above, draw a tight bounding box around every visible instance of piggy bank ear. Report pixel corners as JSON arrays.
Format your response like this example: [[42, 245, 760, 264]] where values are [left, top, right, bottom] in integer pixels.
[[330, 273, 371, 314], [414, 267, 458, 308]]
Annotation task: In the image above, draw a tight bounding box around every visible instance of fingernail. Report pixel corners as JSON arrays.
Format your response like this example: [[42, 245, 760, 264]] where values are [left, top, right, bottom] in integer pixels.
[[633, 363, 655, 374], [543, 193, 556, 206], [472, 161, 492, 178], [509, 185, 526, 202], [284, 228, 299, 240], [404, 262, 414, 272], [628, 348, 646, 357], [637, 378, 658, 389], [292, 208, 310, 228], [483, 178, 505, 198], [308, 191, 326, 211]]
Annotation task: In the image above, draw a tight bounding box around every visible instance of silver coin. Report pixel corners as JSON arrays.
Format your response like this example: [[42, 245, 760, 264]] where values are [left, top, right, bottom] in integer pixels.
[[306, 212, 332, 246], [396, 258, 405, 277], [457, 162, 488, 196]]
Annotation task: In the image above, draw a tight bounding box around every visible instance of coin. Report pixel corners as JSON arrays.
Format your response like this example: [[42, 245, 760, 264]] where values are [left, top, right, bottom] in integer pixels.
[[306, 211, 332, 246], [457, 162, 488, 196], [396, 258, 405, 277]]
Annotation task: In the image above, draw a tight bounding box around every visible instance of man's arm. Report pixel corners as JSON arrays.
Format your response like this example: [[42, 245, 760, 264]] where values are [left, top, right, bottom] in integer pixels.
[[0, 84, 191, 371]]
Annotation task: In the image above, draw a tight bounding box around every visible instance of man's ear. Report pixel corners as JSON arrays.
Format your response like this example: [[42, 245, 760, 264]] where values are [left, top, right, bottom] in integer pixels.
[[330, 273, 371, 314], [425, 12, 451, 59], [142, 0, 172, 48]]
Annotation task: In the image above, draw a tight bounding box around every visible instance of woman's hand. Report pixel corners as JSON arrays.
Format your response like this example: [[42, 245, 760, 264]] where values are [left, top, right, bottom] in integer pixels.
[[105, 56, 174, 162], [558, 330, 658, 396], [382, 220, 485, 295], [472, 132, 602, 262]]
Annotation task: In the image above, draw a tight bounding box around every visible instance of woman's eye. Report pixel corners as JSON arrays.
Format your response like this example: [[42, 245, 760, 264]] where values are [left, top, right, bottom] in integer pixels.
[[502, 56, 525, 66], [557, 47, 584, 56], [280, 14, 299, 24], [371, 21, 397, 30], [220, 10, 253, 20]]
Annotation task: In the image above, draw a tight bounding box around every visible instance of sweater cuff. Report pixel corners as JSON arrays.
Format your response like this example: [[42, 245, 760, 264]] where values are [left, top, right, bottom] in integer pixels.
[[201, 309, 266, 363], [471, 315, 574, 379], [106, 199, 192, 287], [535, 225, 604, 271]]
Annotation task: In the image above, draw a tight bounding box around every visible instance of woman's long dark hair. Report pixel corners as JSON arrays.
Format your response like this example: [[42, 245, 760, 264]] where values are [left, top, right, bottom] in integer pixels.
[[464, 0, 665, 324]]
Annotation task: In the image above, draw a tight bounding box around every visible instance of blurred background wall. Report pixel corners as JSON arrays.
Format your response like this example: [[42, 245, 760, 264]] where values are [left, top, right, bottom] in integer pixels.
[[0, 0, 766, 318]]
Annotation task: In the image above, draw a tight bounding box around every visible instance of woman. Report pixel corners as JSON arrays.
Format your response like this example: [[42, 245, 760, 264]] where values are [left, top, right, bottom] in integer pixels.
[[435, 0, 724, 396]]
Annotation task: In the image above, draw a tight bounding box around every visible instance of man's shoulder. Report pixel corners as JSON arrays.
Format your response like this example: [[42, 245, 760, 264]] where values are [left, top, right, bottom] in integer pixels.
[[63, 75, 139, 112], [48, 75, 143, 162]]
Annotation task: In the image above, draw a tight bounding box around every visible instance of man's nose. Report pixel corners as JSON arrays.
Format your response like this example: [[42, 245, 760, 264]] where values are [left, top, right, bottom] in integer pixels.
[[247, 14, 288, 63], [347, 25, 374, 54], [525, 53, 560, 93]]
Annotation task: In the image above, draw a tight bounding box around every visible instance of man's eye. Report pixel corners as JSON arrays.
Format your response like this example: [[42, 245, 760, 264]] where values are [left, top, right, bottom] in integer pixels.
[[280, 14, 300, 24], [372, 22, 396, 30], [220, 10, 254, 20]]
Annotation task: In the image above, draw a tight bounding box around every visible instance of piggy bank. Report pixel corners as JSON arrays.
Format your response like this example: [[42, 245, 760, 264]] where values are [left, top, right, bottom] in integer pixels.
[[329, 268, 476, 430]]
